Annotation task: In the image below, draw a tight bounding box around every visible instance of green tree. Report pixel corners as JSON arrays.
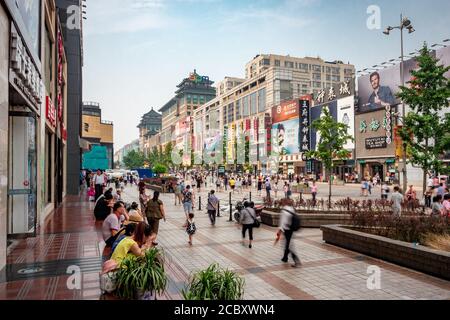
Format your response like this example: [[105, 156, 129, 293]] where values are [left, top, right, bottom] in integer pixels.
[[306, 107, 353, 207], [123, 150, 145, 169], [397, 44, 450, 195], [153, 163, 168, 175]]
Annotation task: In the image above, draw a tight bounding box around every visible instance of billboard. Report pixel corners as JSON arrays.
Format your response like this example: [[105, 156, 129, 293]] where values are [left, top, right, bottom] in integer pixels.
[[436, 46, 450, 79], [337, 96, 355, 150], [271, 118, 300, 156], [357, 65, 400, 114], [310, 100, 338, 151]]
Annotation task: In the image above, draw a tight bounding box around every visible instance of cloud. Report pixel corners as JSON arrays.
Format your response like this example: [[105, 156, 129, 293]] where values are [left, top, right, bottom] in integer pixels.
[[84, 0, 172, 35]]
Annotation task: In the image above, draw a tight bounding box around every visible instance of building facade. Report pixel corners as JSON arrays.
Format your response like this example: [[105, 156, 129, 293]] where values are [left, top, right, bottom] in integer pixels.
[[115, 139, 139, 167], [0, 0, 74, 271], [55, 0, 83, 195], [192, 54, 355, 174], [81, 101, 114, 169], [158, 70, 216, 151], [137, 108, 161, 156]]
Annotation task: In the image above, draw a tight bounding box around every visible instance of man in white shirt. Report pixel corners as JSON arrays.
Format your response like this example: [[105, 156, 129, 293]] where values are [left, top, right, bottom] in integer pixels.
[[94, 170, 106, 201], [391, 186, 403, 216]]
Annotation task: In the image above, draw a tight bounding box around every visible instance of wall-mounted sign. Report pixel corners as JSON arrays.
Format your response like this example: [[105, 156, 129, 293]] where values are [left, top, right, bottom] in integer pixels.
[[272, 100, 299, 123], [366, 137, 387, 149], [10, 24, 42, 111], [189, 70, 210, 84], [299, 99, 311, 153], [57, 27, 64, 121], [46, 96, 56, 128], [315, 80, 355, 104]]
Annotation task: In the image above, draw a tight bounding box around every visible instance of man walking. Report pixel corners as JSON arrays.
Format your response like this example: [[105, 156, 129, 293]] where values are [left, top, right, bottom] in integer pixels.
[[277, 199, 301, 267], [207, 190, 219, 226], [94, 169, 105, 201], [391, 186, 403, 216], [182, 185, 194, 225], [265, 178, 272, 201]]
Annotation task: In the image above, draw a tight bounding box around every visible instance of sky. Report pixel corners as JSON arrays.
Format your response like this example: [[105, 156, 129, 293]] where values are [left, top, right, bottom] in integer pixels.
[[82, 0, 450, 151]]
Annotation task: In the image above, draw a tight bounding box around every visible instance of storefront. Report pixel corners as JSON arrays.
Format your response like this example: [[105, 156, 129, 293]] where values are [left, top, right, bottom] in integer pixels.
[[355, 108, 398, 184], [5, 0, 43, 238]]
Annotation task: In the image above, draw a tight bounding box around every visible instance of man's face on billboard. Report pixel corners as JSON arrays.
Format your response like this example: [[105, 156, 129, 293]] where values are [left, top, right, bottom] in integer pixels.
[[370, 74, 380, 90]]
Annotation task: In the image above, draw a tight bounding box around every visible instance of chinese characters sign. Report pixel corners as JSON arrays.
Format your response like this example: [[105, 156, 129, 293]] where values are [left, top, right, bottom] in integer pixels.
[[299, 99, 310, 152], [315, 80, 354, 104]]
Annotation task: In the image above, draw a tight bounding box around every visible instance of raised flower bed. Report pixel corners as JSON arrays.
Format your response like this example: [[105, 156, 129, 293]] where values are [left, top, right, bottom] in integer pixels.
[[321, 224, 450, 280]]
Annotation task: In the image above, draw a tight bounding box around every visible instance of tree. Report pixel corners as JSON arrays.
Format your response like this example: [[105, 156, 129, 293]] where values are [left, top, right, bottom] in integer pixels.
[[306, 107, 353, 208], [397, 44, 450, 195], [153, 163, 168, 175], [123, 150, 145, 169]]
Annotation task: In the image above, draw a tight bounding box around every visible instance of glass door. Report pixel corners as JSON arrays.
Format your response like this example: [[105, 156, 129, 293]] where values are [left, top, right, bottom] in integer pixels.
[[8, 111, 37, 237]]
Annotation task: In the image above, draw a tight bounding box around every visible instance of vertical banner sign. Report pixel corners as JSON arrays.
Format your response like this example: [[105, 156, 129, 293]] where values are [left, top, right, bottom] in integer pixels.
[[299, 99, 311, 153], [385, 105, 392, 144]]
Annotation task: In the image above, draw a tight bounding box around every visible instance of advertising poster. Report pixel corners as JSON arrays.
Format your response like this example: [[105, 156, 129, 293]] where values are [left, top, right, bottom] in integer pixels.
[[310, 100, 338, 150], [337, 96, 355, 150], [357, 64, 401, 114], [271, 118, 300, 156], [436, 46, 450, 78]]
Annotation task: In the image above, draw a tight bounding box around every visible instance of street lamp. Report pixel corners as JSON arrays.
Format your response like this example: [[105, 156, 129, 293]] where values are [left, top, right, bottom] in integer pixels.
[[383, 14, 415, 193]]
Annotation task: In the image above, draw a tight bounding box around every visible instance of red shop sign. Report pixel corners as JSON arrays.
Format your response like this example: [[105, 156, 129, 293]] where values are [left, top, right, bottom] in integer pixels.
[[46, 96, 56, 128]]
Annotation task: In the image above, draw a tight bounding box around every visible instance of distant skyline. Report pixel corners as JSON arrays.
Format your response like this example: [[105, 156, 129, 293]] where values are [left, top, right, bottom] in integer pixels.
[[82, 0, 450, 150]]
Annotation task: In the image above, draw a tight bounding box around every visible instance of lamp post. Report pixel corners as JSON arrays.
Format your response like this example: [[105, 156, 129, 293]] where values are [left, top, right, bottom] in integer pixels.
[[383, 14, 415, 193]]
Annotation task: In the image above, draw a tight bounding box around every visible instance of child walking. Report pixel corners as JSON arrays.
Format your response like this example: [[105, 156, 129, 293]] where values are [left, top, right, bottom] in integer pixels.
[[186, 213, 196, 246]]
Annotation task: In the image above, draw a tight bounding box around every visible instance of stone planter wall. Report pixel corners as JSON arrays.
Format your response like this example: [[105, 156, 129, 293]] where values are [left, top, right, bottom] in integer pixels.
[[321, 225, 450, 280], [260, 210, 352, 228]]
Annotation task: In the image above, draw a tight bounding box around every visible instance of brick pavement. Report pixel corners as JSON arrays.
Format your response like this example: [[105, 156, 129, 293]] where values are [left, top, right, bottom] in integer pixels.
[[0, 184, 448, 300]]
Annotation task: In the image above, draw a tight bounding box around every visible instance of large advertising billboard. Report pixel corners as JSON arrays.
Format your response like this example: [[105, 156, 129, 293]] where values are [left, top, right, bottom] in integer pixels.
[[337, 96, 355, 150], [436, 46, 450, 79], [357, 65, 401, 114], [271, 100, 300, 156]]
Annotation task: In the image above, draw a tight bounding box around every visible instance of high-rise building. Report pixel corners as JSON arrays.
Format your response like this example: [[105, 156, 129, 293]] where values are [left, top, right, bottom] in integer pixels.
[[158, 70, 216, 151], [55, 0, 84, 195]]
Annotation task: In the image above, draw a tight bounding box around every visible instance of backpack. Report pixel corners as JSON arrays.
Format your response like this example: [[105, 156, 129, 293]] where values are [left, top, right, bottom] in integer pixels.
[[183, 190, 192, 203], [284, 209, 300, 232]]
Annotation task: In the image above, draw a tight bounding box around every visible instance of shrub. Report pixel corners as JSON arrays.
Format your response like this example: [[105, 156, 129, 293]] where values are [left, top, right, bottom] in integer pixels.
[[182, 263, 245, 300]]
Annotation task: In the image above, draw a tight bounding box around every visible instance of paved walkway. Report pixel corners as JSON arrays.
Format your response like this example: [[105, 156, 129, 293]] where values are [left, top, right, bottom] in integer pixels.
[[0, 185, 449, 300]]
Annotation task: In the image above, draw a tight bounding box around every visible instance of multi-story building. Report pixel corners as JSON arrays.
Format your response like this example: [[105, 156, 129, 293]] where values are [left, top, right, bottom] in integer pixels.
[[137, 108, 161, 156], [56, 0, 84, 195], [115, 139, 140, 167], [158, 70, 216, 152], [193, 54, 355, 175], [0, 0, 79, 270], [81, 102, 114, 169]]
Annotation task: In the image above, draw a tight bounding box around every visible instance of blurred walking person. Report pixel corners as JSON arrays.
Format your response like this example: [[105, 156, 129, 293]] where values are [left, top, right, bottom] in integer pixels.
[[276, 199, 301, 267]]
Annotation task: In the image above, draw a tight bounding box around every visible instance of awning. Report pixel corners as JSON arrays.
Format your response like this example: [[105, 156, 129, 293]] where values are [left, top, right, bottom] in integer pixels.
[[79, 137, 91, 151]]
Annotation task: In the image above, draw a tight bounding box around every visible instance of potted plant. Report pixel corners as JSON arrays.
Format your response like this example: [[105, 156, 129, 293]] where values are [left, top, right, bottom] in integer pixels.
[[115, 248, 167, 300], [182, 263, 245, 300]]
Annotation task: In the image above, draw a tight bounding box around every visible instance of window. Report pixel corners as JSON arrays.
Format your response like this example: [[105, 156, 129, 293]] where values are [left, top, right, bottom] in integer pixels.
[[258, 88, 266, 112], [45, 131, 52, 204], [344, 68, 354, 75], [275, 60, 281, 67], [331, 67, 340, 74], [44, 29, 52, 93], [243, 96, 249, 116], [236, 99, 242, 120], [331, 75, 341, 82], [250, 92, 257, 115], [192, 95, 198, 104], [313, 73, 321, 80], [312, 65, 321, 72], [263, 58, 270, 66], [186, 95, 192, 104], [299, 63, 308, 71], [326, 66, 331, 73], [227, 103, 234, 124], [223, 106, 227, 124], [199, 95, 205, 104], [313, 81, 322, 88], [284, 61, 294, 68]]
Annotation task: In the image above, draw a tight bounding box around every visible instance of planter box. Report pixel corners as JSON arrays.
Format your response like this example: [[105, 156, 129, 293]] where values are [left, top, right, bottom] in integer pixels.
[[260, 210, 352, 228], [321, 225, 450, 280]]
